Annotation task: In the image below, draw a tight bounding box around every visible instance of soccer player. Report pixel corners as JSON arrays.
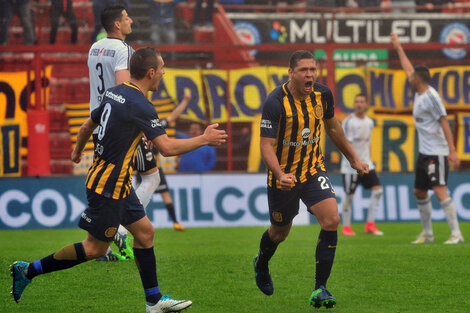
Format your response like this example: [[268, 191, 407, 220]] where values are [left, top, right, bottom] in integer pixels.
[[137, 94, 191, 231], [87, 4, 135, 260], [340, 93, 383, 236], [11, 47, 227, 312], [253, 50, 369, 308], [391, 33, 464, 244], [87, 5, 160, 259]]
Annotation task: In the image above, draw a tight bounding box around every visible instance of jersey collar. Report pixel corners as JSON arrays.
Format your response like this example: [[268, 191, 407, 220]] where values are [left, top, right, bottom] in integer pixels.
[[124, 82, 143, 94]]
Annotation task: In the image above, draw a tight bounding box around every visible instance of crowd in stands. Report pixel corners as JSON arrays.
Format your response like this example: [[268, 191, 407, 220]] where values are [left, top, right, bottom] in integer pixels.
[[0, 0, 467, 46]]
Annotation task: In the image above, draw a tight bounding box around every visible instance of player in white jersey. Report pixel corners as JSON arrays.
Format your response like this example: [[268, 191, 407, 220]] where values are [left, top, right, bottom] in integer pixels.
[[340, 94, 383, 236], [391, 33, 463, 244], [88, 5, 133, 117], [87, 5, 161, 261]]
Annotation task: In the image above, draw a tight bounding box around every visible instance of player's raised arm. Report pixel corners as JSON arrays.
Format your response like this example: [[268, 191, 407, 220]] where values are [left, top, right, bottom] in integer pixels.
[[323, 116, 369, 175], [390, 32, 415, 82], [166, 93, 190, 123]]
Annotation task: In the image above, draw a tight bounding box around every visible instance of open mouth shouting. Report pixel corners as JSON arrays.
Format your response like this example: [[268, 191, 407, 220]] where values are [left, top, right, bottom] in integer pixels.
[[304, 80, 313, 93]]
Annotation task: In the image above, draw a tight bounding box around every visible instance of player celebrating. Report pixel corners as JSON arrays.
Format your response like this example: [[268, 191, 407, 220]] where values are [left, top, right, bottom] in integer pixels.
[[11, 47, 227, 312], [340, 93, 383, 236], [87, 5, 136, 260], [253, 50, 368, 308], [87, 5, 164, 260], [391, 32, 464, 244]]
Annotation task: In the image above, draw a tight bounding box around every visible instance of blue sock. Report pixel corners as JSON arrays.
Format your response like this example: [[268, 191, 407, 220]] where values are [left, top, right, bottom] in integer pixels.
[[315, 230, 337, 289], [134, 247, 162, 304], [26, 242, 87, 280], [256, 230, 279, 270]]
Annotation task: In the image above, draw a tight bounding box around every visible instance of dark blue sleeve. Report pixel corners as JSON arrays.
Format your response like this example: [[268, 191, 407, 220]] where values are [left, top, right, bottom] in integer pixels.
[[90, 105, 104, 124], [130, 99, 166, 140], [323, 88, 335, 120], [260, 92, 282, 138]]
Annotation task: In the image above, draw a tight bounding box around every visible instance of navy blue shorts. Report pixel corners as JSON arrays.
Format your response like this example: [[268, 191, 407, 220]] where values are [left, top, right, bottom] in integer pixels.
[[78, 188, 146, 242], [267, 171, 336, 226]]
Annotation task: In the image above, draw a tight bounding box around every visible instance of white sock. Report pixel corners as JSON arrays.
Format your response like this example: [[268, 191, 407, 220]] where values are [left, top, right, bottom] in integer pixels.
[[117, 224, 128, 237], [135, 170, 160, 208], [367, 188, 382, 222], [342, 194, 354, 226], [441, 197, 461, 236], [417, 197, 433, 236]]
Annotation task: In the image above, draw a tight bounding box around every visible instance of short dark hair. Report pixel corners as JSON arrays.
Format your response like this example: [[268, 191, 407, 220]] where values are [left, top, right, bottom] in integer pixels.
[[414, 65, 431, 84], [289, 50, 314, 69], [101, 5, 126, 33], [355, 93, 368, 102], [130, 47, 161, 79]]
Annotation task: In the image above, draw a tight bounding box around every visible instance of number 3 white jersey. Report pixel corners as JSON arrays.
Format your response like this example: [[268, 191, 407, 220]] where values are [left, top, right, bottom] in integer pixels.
[[340, 114, 375, 174], [413, 86, 449, 156], [88, 37, 133, 132]]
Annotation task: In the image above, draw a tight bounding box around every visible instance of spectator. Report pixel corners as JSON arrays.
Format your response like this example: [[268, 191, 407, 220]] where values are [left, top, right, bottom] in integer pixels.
[[415, 0, 454, 12], [0, 0, 36, 45], [49, 0, 78, 44], [147, 0, 176, 57], [194, 0, 214, 29], [91, 0, 130, 43], [178, 122, 216, 172], [388, 0, 416, 13], [356, 0, 382, 7], [307, 0, 354, 8]]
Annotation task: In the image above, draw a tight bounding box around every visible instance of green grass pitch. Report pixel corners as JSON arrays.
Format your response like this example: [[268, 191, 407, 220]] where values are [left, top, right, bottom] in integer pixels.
[[1, 222, 469, 313]]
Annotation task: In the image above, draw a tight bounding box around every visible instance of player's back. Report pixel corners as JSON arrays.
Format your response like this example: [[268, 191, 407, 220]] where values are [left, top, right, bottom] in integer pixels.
[[88, 37, 133, 113]]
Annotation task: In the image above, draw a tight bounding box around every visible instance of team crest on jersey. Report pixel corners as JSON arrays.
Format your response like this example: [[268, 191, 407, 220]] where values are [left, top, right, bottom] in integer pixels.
[[272, 212, 283, 223], [104, 227, 118, 238], [314, 104, 323, 119]]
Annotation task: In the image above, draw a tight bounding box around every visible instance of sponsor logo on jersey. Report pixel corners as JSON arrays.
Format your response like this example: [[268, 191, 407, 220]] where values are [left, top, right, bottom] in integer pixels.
[[81, 212, 92, 223], [440, 22, 469, 60], [151, 119, 162, 128], [260, 119, 273, 129], [105, 90, 126, 103], [282, 136, 319, 147], [103, 49, 116, 57], [90, 48, 100, 56], [301, 128, 311, 139]]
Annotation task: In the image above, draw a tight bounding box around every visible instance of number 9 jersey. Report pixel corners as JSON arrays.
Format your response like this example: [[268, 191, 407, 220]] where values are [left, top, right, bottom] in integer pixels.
[[88, 82, 166, 200], [88, 38, 134, 125]]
